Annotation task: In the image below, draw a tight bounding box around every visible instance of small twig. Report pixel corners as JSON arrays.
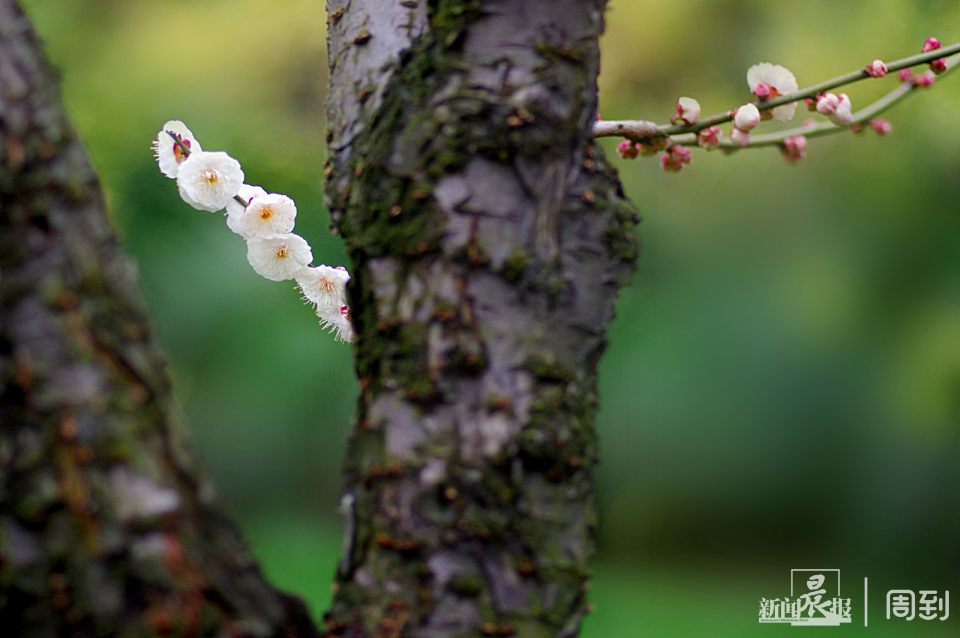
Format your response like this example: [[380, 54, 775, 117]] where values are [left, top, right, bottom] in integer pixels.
[[594, 42, 960, 141]]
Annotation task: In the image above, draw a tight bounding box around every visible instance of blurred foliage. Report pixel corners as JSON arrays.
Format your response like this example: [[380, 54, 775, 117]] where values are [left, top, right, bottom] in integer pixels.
[[20, 0, 960, 634]]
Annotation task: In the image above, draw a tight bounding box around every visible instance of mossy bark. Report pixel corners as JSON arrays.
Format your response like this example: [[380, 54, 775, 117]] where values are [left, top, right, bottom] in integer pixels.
[[324, 1, 638, 636], [0, 2, 318, 635]]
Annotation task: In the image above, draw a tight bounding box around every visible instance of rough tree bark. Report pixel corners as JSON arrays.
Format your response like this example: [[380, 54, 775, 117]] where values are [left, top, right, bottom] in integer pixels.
[[0, 2, 318, 635], [1, 0, 638, 636], [323, 1, 637, 636]]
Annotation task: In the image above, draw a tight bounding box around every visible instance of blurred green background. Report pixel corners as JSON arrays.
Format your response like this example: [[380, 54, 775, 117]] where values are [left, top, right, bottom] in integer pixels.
[[20, 0, 960, 635]]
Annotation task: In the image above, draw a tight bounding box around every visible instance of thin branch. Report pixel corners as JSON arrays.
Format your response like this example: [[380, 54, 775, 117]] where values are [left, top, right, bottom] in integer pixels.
[[594, 42, 960, 140]]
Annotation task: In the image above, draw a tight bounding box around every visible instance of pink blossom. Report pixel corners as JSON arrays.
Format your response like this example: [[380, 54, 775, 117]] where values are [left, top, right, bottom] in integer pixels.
[[616, 140, 639, 159], [697, 126, 722, 150], [915, 73, 935, 88], [818, 93, 853, 126], [923, 36, 942, 53], [865, 59, 888, 78], [870, 119, 893, 135], [930, 58, 948, 74], [752, 82, 773, 100], [780, 135, 807, 164], [898, 69, 914, 83], [659, 145, 692, 172], [733, 103, 761, 131], [730, 127, 750, 147], [673, 97, 701, 125]]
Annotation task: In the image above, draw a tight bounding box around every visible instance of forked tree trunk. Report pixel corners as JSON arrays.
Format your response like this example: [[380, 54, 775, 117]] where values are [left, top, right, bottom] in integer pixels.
[[0, 2, 317, 635], [0, 0, 637, 636], [323, 1, 637, 636]]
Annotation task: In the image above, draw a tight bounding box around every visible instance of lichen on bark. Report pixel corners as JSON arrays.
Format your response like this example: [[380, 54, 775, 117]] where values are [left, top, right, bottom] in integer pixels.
[[323, 1, 639, 636]]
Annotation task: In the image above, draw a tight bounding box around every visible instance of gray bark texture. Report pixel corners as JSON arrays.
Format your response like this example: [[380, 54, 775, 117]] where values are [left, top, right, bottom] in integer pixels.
[[323, 1, 638, 637], [0, 0, 639, 635], [0, 1, 319, 635]]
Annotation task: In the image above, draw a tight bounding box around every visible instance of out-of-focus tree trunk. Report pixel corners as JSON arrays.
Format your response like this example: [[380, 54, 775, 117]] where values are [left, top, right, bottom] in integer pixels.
[[0, 2, 318, 635], [323, 1, 638, 636]]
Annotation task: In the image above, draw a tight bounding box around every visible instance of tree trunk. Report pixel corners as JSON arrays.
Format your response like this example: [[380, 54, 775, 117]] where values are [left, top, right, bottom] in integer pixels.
[[323, 1, 637, 636], [0, 2, 318, 635]]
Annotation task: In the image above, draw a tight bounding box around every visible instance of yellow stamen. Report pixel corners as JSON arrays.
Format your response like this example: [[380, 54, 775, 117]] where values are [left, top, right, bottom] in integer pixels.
[[259, 206, 273, 220], [203, 169, 219, 185], [275, 246, 289, 259]]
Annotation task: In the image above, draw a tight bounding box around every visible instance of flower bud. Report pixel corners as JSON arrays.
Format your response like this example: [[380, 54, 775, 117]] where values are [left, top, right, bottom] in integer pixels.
[[659, 145, 692, 172], [816, 93, 840, 115], [870, 119, 893, 136], [730, 127, 751, 147], [829, 94, 854, 126], [697, 126, 722, 150], [923, 36, 942, 53], [898, 69, 914, 83], [674, 97, 701, 125], [780, 135, 807, 164], [733, 103, 760, 131], [616, 140, 639, 159], [915, 73, 935, 88], [865, 59, 888, 78], [930, 58, 948, 74], [752, 82, 773, 100]]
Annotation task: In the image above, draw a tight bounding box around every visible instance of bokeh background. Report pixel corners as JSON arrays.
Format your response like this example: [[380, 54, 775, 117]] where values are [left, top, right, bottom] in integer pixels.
[[19, 0, 960, 635]]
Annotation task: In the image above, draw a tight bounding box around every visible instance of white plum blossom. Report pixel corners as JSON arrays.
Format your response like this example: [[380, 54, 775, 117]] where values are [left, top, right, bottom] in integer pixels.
[[318, 304, 354, 343], [230, 193, 297, 238], [153, 120, 201, 179], [226, 184, 268, 235], [177, 151, 244, 212], [246, 233, 313, 281], [733, 103, 760, 131], [746, 63, 799, 121], [296, 265, 349, 309], [674, 97, 701, 125]]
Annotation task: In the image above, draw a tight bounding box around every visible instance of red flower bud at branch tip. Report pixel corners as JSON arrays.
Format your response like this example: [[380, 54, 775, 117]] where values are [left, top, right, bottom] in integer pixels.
[[923, 36, 942, 53], [930, 58, 948, 75]]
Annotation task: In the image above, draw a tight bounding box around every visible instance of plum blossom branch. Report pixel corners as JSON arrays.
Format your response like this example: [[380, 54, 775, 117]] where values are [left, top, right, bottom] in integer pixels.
[[595, 40, 960, 141], [152, 121, 353, 342], [672, 57, 957, 151]]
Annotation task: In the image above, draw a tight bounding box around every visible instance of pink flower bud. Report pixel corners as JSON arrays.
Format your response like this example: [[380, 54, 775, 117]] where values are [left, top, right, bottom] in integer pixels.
[[816, 93, 840, 115], [730, 127, 751, 147], [804, 97, 817, 111], [930, 58, 948, 74], [616, 140, 639, 159], [733, 103, 760, 131], [898, 69, 914, 83], [697, 126, 722, 150], [659, 145, 692, 173], [850, 123, 865, 134], [752, 81, 773, 100], [865, 59, 888, 78], [673, 97, 701, 125], [870, 119, 893, 135], [923, 36, 942, 53], [780, 135, 807, 164], [915, 73, 935, 88]]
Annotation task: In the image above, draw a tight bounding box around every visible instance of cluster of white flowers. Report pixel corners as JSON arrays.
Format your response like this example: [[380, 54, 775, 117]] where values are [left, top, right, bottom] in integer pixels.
[[152, 121, 353, 342]]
